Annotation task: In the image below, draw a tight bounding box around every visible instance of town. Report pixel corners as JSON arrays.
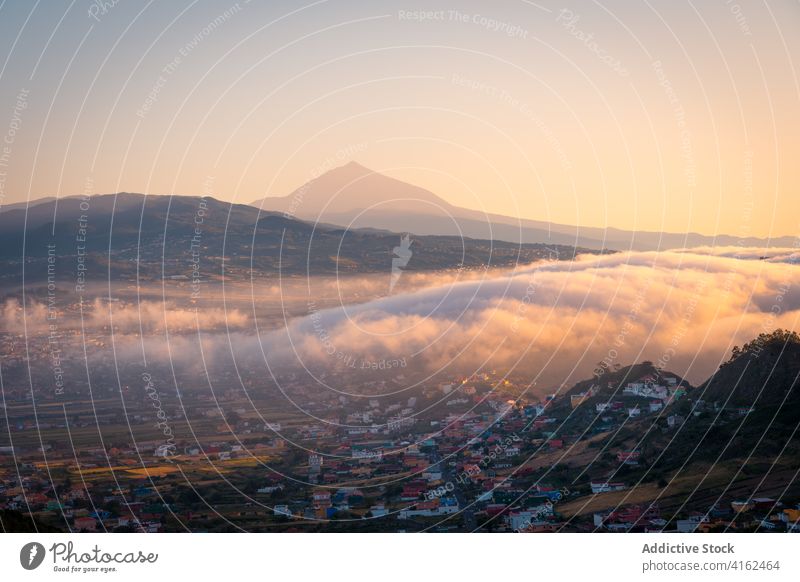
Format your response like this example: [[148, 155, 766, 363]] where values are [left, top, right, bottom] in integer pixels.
[[3, 348, 797, 533]]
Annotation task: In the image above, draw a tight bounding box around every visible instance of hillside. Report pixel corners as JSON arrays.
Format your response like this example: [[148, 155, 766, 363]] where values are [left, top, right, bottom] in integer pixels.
[[699, 329, 800, 408], [252, 162, 796, 251], [565, 361, 690, 399]]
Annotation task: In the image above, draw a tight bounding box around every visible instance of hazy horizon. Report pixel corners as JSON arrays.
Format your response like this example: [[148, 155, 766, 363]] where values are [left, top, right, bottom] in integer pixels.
[[1, 1, 798, 238]]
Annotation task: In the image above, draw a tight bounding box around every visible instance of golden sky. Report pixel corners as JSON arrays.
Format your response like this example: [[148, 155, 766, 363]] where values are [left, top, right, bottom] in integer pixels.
[[0, 0, 798, 237]]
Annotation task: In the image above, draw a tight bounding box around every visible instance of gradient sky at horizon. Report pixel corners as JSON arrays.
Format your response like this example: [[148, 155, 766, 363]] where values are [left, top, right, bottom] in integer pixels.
[[0, 0, 798, 237]]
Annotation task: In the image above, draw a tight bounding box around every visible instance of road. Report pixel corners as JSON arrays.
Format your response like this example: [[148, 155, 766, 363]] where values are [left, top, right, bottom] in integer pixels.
[[432, 447, 477, 531]]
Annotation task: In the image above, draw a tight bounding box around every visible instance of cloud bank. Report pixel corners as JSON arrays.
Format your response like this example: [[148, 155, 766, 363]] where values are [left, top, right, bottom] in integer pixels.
[[247, 247, 800, 392]]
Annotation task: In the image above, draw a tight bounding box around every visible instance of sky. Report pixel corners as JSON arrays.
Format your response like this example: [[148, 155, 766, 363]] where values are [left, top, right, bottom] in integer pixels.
[[0, 0, 798, 237]]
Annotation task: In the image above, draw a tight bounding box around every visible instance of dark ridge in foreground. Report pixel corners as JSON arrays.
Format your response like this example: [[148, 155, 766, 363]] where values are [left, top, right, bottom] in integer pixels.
[[0, 509, 64, 533]]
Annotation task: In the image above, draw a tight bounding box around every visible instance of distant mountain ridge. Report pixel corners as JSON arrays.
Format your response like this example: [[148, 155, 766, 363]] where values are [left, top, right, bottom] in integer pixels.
[[0, 192, 597, 286], [251, 162, 795, 251], [699, 329, 800, 408]]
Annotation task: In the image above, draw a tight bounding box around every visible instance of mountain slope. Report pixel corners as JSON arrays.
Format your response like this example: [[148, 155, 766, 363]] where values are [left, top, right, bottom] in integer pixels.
[[252, 163, 795, 251], [0, 192, 597, 286], [252, 161, 452, 217], [551, 337, 800, 523]]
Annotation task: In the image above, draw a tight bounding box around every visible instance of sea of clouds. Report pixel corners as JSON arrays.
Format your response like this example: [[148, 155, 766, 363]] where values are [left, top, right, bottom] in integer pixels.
[[3, 247, 799, 396]]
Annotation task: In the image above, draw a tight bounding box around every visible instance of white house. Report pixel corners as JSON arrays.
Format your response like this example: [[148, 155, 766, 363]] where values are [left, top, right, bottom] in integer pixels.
[[590, 481, 627, 494]]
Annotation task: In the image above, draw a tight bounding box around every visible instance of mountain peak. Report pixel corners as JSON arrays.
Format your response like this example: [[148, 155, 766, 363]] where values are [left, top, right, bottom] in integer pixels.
[[252, 162, 452, 221]]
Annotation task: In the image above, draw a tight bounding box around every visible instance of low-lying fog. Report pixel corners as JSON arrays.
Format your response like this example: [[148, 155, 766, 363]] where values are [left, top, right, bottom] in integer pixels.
[[3, 247, 799, 396]]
